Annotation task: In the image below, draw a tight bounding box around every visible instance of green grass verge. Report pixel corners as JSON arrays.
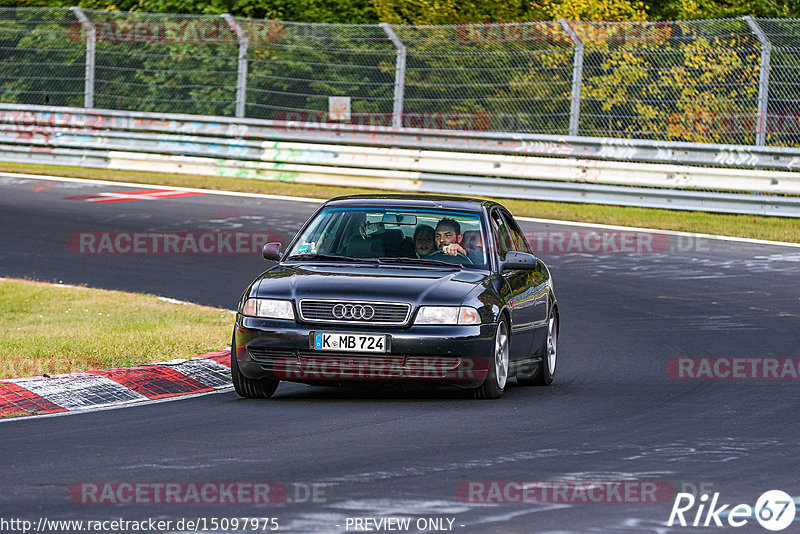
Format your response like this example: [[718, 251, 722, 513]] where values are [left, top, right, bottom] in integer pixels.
[[1, 160, 798, 243], [0, 278, 232, 379]]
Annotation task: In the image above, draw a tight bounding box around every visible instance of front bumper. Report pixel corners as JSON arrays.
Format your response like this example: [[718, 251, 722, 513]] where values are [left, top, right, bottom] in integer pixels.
[[234, 315, 496, 387]]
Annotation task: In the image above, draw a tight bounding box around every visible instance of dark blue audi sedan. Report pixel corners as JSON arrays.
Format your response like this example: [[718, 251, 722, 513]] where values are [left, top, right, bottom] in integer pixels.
[[232, 194, 558, 399]]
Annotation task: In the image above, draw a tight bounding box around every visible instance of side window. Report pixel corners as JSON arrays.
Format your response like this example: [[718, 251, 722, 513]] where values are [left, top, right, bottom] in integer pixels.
[[490, 210, 514, 261], [501, 211, 533, 254]]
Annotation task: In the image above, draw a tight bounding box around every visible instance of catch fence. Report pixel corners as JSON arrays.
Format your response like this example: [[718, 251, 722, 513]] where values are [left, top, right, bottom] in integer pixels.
[[2, 8, 800, 147]]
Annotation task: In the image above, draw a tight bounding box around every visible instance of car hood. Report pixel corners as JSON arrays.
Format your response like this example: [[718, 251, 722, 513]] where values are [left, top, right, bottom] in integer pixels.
[[253, 263, 488, 306]]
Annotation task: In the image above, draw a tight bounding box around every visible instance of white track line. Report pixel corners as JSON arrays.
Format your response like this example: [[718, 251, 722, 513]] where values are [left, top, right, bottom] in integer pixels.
[[0, 171, 324, 204], [515, 216, 800, 249], [3, 170, 799, 248]]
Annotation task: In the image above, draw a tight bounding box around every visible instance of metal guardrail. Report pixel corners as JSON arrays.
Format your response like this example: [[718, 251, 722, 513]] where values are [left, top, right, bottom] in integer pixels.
[[3, 131, 800, 196], [5, 104, 800, 172], [1, 104, 799, 217]]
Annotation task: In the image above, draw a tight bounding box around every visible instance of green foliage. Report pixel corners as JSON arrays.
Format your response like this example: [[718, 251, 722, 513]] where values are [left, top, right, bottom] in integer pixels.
[[532, 0, 648, 21], [0, 11, 85, 107], [388, 23, 574, 133], [644, 0, 800, 20], [0, 278, 232, 379], [1, 1, 799, 145], [3, 0, 800, 22], [5, 0, 379, 23], [244, 24, 396, 121], [371, 0, 536, 25], [577, 21, 761, 144]]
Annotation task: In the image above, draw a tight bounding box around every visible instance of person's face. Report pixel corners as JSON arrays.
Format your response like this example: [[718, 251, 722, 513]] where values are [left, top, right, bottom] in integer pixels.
[[435, 224, 460, 249], [415, 230, 435, 256]]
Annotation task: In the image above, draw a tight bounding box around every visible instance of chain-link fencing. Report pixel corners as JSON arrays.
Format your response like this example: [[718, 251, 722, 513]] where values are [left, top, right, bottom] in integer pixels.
[[83, 9, 241, 116], [0, 7, 85, 108], [756, 18, 800, 147], [1, 7, 798, 146]]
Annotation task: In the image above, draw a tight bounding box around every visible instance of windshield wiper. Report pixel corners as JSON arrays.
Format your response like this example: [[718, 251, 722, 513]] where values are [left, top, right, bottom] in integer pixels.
[[377, 257, 463, 269], [285, 253, 378, 263]]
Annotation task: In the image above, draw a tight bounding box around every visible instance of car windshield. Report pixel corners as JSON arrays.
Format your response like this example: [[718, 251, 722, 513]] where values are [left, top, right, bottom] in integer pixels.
[[286, 207, 488, 268]]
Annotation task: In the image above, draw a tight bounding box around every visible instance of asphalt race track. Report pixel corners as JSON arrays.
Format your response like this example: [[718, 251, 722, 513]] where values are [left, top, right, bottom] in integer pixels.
[[1, 175, 799, 533]]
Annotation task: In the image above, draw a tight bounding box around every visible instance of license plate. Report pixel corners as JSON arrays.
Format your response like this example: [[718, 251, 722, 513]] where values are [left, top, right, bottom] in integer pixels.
[[312, 332, 388, 353]]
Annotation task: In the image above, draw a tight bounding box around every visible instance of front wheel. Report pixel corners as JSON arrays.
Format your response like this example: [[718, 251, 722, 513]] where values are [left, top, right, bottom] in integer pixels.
[[231, 335, 279, 399], [470, 319, 509, 399]]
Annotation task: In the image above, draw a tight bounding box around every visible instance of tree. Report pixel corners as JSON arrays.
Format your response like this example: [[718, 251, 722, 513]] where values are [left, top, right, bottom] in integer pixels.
[[531, 0, 648, 21], [643, 0, 800, 20], [371, 0, 536, 25]]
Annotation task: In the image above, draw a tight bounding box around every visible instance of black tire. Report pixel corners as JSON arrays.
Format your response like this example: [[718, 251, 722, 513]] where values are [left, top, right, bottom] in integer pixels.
[[231, 335, 279, 399], [518, 309, 557, 386], [470, 318, 509, 399]]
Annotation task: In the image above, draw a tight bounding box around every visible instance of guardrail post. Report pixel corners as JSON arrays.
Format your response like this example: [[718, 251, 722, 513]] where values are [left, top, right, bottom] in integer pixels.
[[744, 16, 771, 147], [558, 19, 584, 137], [70, 7, 95, 109], [379, 23, 406, 129], [222, 14, 249, 118]]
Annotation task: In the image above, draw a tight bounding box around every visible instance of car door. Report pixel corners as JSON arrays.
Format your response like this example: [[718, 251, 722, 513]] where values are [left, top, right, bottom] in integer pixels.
[[501, 210, 550, 355], [490, 208, 536, 360]]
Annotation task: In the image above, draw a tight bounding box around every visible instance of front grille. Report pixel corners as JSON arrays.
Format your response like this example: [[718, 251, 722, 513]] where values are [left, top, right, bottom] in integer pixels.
[[298, 353, 460, 370], [248, 347, 296, 363], [298, 353, 403, 365], [248, 348, 461, 373], [299, 300, 411, 325], [297, 353, 462, 378], [248, 349, 465, 379]]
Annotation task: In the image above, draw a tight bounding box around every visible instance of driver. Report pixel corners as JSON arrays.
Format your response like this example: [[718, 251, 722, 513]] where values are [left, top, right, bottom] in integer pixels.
[[435, 218, 467, 257]]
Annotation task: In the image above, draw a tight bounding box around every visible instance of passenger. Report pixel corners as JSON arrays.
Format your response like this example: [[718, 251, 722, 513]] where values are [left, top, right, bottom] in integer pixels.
[[435, 218, 467, 257], [413, 225, 435, 257]]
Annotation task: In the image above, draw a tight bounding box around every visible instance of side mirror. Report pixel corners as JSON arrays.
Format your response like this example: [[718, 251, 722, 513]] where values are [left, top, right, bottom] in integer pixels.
[[501, 251, 538, 270], [262, 242, 282, 261]]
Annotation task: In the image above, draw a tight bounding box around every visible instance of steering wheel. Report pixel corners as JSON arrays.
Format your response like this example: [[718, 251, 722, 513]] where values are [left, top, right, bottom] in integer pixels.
[[427, 249, 473, 265]]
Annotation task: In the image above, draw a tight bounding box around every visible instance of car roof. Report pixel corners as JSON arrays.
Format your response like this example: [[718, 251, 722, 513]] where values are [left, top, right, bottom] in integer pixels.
[[322, 194, 500, 213]]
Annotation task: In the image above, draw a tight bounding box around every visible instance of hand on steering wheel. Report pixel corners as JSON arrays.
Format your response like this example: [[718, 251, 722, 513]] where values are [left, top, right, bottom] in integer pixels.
[[427, 249, 473, 264]]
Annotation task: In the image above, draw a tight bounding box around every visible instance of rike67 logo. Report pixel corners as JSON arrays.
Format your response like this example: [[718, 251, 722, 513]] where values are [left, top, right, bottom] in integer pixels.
[[668, 490, 796, 531]]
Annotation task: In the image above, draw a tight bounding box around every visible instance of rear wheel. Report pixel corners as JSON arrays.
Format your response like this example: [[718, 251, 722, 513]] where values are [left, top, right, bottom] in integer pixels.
[[534, 310, 558, 386], [470, 318, 509, 399], [231, 335, 279, 399]]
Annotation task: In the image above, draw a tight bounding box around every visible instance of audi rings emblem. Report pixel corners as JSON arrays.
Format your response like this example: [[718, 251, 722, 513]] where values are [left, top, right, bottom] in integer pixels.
[[332, 303, 375, 320]]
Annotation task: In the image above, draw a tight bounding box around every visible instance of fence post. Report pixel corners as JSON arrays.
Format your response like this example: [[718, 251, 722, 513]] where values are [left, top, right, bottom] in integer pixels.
[[744, 16, 771, 146], [379, 23, 406, 129], [558, 19, 584, 137], [222, 14, 249, 118], [69, 7, 94, 109]]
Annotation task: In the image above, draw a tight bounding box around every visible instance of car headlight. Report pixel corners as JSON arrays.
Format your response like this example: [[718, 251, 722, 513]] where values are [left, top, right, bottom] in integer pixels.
[[414, 306, 480, 325], [241, 298, 294, 319]]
